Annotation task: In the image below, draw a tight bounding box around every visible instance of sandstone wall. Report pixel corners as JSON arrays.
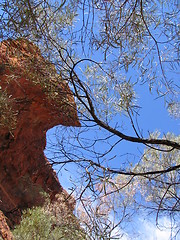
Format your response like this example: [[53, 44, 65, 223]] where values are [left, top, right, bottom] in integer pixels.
[[0, 39, 79, 231]]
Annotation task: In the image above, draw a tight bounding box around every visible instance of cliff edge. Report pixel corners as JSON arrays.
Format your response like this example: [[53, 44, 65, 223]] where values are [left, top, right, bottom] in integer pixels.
[[0, 38, 79, 232]]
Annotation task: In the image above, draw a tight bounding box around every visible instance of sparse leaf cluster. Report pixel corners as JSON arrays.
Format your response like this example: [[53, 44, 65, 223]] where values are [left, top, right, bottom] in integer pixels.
[[0, 87, 17, 131]]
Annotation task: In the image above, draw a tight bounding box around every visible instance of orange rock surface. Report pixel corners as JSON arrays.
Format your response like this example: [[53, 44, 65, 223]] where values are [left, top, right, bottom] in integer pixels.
[[0, 39, 79, 229]]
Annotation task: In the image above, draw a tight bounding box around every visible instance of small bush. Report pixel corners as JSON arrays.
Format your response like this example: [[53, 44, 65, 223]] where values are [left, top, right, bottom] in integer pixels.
[[0, 88, 17, 131], [12, 195, 87, 240]]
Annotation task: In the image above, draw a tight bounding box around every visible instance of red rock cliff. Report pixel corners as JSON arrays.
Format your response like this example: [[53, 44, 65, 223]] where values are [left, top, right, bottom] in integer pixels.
[[0, 39, 80, 229]]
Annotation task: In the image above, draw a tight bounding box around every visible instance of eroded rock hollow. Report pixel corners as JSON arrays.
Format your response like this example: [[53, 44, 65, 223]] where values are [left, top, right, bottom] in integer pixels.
[[0, 39, 80, 230]]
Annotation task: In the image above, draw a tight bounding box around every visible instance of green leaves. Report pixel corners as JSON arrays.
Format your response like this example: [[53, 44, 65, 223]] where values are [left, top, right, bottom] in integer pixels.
[[13, 207, 54, 240], [13, 194, 87, 240]]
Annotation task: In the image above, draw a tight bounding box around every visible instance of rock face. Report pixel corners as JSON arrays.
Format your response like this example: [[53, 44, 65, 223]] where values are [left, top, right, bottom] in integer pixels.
[[0, 210, 14, 240], [0, 39, 80, 230]]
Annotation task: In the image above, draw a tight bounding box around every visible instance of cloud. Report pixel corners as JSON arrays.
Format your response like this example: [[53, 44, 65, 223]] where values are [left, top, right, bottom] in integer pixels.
[[127, 216, 178, 240], [110, 216, 178, 240], [143, 221, 166, 240]]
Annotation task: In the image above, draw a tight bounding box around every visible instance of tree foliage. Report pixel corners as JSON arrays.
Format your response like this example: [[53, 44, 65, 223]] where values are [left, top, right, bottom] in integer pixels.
[[0, 0, 180, 239]]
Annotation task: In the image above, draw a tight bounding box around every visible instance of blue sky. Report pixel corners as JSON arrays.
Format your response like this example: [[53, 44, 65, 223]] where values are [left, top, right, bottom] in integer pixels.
[[45, 72, 179, 239], [44, 2, 179, 236]]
